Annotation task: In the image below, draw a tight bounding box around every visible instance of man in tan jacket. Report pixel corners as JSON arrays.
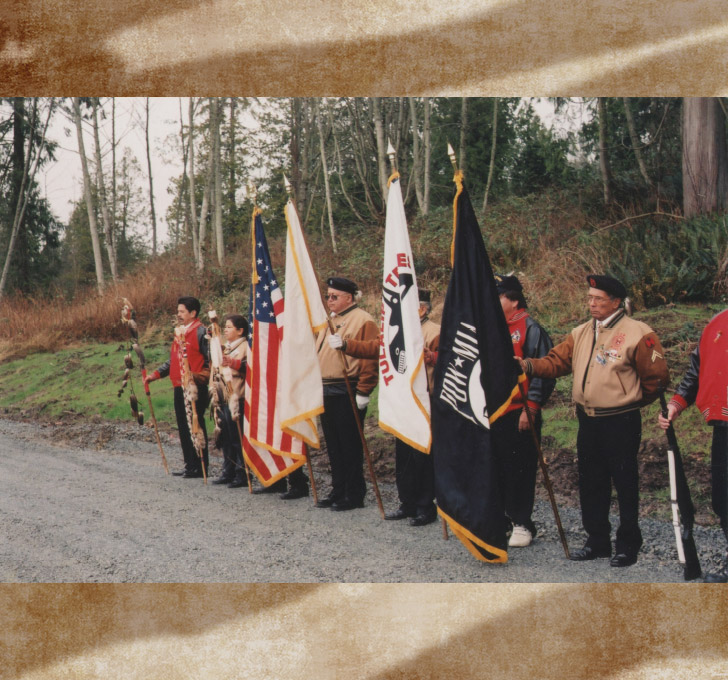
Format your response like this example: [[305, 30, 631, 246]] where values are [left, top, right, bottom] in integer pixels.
[[316, 277, 378, 511], [519, 275, 669, 567]]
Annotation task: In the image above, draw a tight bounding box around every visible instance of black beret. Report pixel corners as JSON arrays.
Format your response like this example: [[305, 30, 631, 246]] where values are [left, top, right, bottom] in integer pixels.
[[494, 274, 523, 294], [327, 277, 358, 295], [586, 274, 627, 299], [418, 288, 431, 303]]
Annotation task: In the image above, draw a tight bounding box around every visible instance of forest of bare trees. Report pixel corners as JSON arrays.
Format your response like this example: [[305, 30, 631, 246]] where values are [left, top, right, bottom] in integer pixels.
[[1, 97, 727, 304]]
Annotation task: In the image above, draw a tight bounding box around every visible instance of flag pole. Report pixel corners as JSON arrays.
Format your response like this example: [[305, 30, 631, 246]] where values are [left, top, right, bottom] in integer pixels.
[[515, 376, 570, 558], [282, 176, 320, 507], [285, 174, 385, 519]]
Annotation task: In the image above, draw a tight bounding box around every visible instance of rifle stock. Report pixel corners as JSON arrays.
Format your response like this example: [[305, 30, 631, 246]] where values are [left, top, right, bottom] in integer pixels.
[[659, 391, 701, 581]]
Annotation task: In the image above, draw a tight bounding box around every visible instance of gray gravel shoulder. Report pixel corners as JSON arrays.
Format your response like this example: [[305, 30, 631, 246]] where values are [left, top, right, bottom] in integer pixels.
[[0, 417, 725, 583]]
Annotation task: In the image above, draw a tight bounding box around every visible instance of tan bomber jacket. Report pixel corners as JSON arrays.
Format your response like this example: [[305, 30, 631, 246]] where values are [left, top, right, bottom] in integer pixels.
[[525, 309, 669, 416], [224, 338, 247, 400], [316, 305, 378, 395]]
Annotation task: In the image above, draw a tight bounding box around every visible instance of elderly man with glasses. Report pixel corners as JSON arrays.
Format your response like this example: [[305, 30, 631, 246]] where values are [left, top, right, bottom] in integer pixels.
[[315, 277, 379, 511], [518, 275, 669, 568]]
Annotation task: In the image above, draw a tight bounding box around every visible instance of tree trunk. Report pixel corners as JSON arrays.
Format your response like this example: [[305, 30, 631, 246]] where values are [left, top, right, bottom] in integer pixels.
[[145, 98, 158, 257], [314, 99, 337, 253], [423, 97, 431, 216], [92, 99, 118, 281], [682, 97, 728, 218], [459, 97, 469, 175], [188, 98, 201, 267], [228, 97, 237, 218], [111, 98, 117, 250], [483, 97, 498, 212], [370, 97, 389, 208], [0, 99, 49, 302], [622, 97, 653, 189], [408, 97, 424, 213], [597, 97, 613, 207], [211, 97, 224, 265], [72, 98, 106, 293]]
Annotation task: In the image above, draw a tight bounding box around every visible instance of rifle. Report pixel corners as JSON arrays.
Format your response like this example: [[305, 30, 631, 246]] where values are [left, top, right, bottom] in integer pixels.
[[659, 391, 702, 581]]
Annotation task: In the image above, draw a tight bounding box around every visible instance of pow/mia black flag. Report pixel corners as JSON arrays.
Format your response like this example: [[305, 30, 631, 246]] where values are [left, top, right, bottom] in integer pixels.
[[432, 174, 523, 562]]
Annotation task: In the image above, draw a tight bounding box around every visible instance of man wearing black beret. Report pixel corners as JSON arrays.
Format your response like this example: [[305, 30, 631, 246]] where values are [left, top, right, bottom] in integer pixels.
[[495, 274, 555, 548], [518, 275, 669, 567], [316, 276, 379, 511]]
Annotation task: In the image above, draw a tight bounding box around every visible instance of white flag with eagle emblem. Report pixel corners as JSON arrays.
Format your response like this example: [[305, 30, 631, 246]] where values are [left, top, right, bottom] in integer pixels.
[[377, 173, 431, 453]]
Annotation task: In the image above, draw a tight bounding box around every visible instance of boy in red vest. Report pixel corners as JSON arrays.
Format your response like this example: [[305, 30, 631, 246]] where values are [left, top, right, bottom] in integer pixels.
[[146, 296, 210, 478], [659, 308, 728, 582]]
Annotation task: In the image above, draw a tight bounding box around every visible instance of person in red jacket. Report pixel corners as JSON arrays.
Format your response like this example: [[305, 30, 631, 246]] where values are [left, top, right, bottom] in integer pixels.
[[659, 308, 728, 582], [146, 296, 210, 478]]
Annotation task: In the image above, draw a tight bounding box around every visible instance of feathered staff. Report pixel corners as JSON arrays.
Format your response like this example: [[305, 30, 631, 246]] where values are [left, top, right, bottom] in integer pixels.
[[208, 310, 253, 491], [120, 298, 169, 474], [176, 324, 208, 483]]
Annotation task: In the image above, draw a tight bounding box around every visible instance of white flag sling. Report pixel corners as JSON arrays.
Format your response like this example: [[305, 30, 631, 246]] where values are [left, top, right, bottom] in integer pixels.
[[279, 199, 328, 447], [378, 173, 431, 452]]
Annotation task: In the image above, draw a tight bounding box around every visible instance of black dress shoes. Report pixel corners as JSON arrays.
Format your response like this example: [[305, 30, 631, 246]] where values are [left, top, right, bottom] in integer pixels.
[[315, 495, 338, 508], [212, 476, 234, 485], [227, 479, 246, 488], [280, 486, 309, 500], [569, 545, 612, 561], [172, 470, 186, 476], [182, 470, 204, 478], [331, 499, 364, 511], [409, 512, 437, 527], [385, 506, 415, 520], [610, 553, 638, 567]]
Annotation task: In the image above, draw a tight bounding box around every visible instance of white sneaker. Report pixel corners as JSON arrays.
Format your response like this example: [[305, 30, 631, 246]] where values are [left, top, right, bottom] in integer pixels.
[[509, 525, 533, 548]]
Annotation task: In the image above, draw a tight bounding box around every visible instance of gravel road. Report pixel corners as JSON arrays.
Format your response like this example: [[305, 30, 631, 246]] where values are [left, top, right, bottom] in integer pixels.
[[1, 417, 725, 583]]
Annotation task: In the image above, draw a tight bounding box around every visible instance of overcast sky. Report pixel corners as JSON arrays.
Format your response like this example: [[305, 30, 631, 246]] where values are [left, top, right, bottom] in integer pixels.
[[41, 97, 184, 244], [38, 97, 579, 248]]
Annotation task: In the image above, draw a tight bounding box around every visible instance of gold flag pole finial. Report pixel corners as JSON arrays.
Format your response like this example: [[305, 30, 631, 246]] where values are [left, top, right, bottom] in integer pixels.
[[248, 182, 257, 207]]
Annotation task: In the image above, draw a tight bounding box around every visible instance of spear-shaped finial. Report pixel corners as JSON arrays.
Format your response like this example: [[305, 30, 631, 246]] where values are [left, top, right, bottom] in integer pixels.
[[247, 182, 257, 205], [283, 174, 293, 197], [447, 141, 459, 172], [387, 139, 396, 171]]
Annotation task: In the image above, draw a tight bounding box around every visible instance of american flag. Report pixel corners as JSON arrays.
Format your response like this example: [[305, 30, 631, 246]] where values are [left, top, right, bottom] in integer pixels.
[[243, 210, 305, 486]]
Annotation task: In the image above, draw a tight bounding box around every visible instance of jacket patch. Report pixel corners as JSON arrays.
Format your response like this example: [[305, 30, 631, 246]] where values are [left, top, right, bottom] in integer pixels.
[[644, 336, 655, 348], [595, 345, 622, 366], [611, 333, 625, 350], [510, 329, 521, 344]]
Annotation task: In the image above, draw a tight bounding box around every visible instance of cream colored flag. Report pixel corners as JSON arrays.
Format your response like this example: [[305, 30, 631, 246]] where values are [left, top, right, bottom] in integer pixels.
[[279, 199, 328, 446], [378, 173, 431, 452]]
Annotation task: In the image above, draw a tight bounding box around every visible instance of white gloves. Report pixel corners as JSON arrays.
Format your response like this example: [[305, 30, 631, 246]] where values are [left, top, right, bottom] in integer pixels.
[[355, 394, 370, 410], [328, 334, 344, 350]]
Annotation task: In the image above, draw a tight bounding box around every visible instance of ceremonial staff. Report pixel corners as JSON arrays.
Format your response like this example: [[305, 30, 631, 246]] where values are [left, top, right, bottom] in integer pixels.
[[177, 324, 208, 483], [285, 177, 385, 518], [207, 310, 253, 493], [659, 391, 702, 581], [120, 298, 169, 474]]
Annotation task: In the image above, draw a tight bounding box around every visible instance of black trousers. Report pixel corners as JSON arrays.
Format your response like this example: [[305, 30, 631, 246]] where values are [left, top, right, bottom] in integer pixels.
[[711, 423, 728, 541], [394, 437, 435, 516], [218, 403, 242, 480], [576, 408, 642, 555], [173, 385, 209, 474], [320, 393, 366, 504], [499, 409, 541, 534]]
